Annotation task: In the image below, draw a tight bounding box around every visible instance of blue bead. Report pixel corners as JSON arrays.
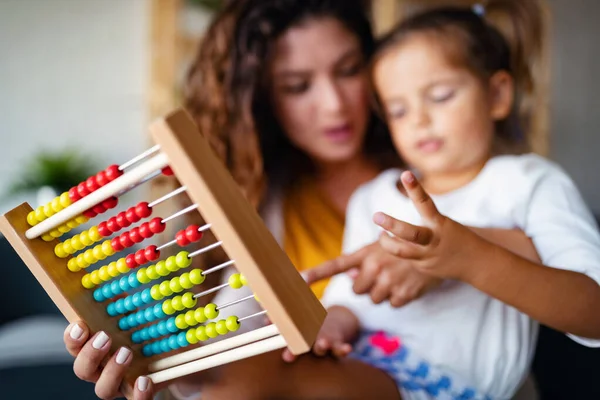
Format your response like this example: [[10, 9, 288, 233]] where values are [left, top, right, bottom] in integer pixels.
[[128, 273, 140, 288], [157, 321, 168, 336], [141, 289, 152, 304], [160, 339, 171, 353], [144, 308, 155, 323], [136, 312, 146, 326], [132, 331, 142, 344], [142, 345, 153, 357], [118, 318, 129, 330], [127, 314, 137, 328], [151, 341, 162, 354], [153, 304, 165, 319], [149, 325, 160, 339], [140, 328, 150, 342], [93, 289, 105, 302], [132, 292, 142, 308], [177, 332, 188, 347], [119, 276, 130, 292], [115, 299, 126, 315], [166, 318, 178, 333], [168, 336, 179, 350], [102, 285, 113, 300], [110, 280, 121, 295], [124, 297, 136, 312], [107, 303, 117, 316]]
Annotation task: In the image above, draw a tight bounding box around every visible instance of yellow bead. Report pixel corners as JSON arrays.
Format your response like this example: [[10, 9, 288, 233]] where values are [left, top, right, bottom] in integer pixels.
[[80, 231, 92, 246], [226, 316, 240, 332], [136, 268, 150, 284], [90, 270, 101, 285], [155, 261, 169, 277], [89, 226, 101, 242], [162, 299, 175, 315], [98, 266, 110, 282], [175, 315, 188, 330], [42, 234, 54, 242], [194, 307, 207, 324], [92, 245, 106, 261], [108, 262, 119, 277], [205, 323, 218, 338], [54, 243, 68, 258], [59, 192, 71, 208], [146, 265, 159, 280], [195, 326, 208, 341], [171, 296, 184, 311], [57, 224, 71, 233], [117, 258, 129, 274], [150, 285, 163, 301], [189, 269, 205, 285], [159, 281, 172, 297], [101, 240, 115, 256], [175, 251, 192, 268], [179, 273, 193, 289], [66, 219, 79, 229], [75, 215, 88, 224], [71, 235, 84, 251], [204, 303, 218, 320], [240, 274, 247, 286], [62, 240, 74, 255], [43, 203, 54, 218], [50, 229, 62, 238], [76, 254, 90, 269], [83, 250, 97, 264], [34, 207, 46, 222], [228, 273, 242, 289], [186, 329, 199, 345], [169, 278, 182, 293], [215, 320, 228, 335], [182, 292, 196, 309], [185, 311, 197, 327], [81, 274, 94, 289], [67, 258, 80, 272], [27, 212, 38, 226], [51, 197, 62, 213], [165, 256, 178, 272]]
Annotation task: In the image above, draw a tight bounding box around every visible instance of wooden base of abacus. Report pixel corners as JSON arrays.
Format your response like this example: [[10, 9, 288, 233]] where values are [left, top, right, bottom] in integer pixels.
[[0, 108, 327, 393]]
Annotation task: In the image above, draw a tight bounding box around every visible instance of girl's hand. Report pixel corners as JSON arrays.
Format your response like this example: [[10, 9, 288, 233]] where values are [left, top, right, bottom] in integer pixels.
[[63, 321, 157, 400], [373, 171, 489, 281]]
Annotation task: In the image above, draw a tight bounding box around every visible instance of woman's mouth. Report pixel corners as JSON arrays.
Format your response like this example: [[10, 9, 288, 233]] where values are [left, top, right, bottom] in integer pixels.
[[417, 138, 444, 153], [324, 124, 353, 143]]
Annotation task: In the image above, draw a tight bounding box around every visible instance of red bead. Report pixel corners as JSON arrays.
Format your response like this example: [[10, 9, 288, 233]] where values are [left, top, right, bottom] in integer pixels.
[[149, 218, 165, 233], [102, 197, 118, 210], [162, 166, 173, 176], [176, 230, 190, 247], [134, 249, 147, 266], [126, 254, 138, 269], [116, 212, 131, 228], [105, 165, 122, 181], [68, 187, 81, 202], [139, 223, 153, 239], [125, 208, 140, 223], [144, 245, 160, 261], [111, 237, 124, 251], [119, 233, 134, 248], [92, 203, 106, 214], [135, 202, 152, 218], [106, 217, 120, 233], [95, 171, 109, 187], [129, 227, 143, 243], [98, 222, 111, 237], [83, 209, 97, 218], [185, 225, 203, 242], [85, 176, 99, 193], [77, 183, 89, 198]]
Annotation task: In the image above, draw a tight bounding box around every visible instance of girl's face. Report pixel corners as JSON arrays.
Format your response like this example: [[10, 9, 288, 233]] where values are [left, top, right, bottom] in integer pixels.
[[373, 34, 512, 180], [268, 17, 370, 166]]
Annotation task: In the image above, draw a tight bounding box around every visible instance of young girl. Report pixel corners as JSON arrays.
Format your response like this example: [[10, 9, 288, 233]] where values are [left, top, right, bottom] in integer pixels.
[[308, 2, 600, 399]]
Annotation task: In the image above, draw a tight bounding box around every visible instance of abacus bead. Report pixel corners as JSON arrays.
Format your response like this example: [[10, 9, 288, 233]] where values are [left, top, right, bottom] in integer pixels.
[[57, 224, 71, 234], [82, 274, 94, 289], [119, 318, 129, 331], [177, 332, 188, 347], [89, 226, 101, 242], [162, 300, 175, 315], [154, 303, 165, 319], [185, 225, 202, 242], [175, 251, 192, 268], [144, 308, 155, 323], [66, 219, 79, 229], [105, 164, 121, 181], [27, 211, 38, 226], [94, 245, 107, 260], [226, 316, 240, 332], [108, 263, 118, 278], [83, 250, 96, 265], [134, 249, 146, 266], [99, 267, 110, 282], [145, 245, 160, 262], [76, 254, 89, 269], [204, 303, 218, 320], [43, 203, 54, 218], [90, 270, 102, 285], [117, 258, 129, 274], [215, 320, 228, 335], [107, 303, 117, 316], [129, 228, 143, 244], [205, 323, 218, 338], [165, 256, 178, 272], [142, 345, 153, 357], [176, 231, 189, 247], [186, 329, 199, 345], [175, 315, 188, 330], [194, 308, 207, 324], [185, 311, 197, 327], [146, 265, 159, 280], [155, 260, 169, 277], [77, 183, 89, 198], [136, 268, 149, 284], [119, 233, 134, 249], [166, 318, 178, 333], [179, 273, 193, 289], [51, 197, 62, 213], [127, 314, 137, 327], [62, 240, 73, 255], [50, 229, 62, 238], [132, 331, 142, 344], [162, 166, 173, 176], [157, 321, 168, 336], [42, 234, 54, 242], [159, 281, 172, 297], [189, 269, 205, 285], [182, 293, 197, 309], [138, 223, 152, 239], [141, 328, 151, 342], [86, 176, 99, 192], [116, 212, 131, 227], [102, 285, 112, 299], [119, 276, 130, 291], [196, 326, 208, 341], [228, 273, 242, 289], [34, 208, 46, 222], [68, 258, 80, 272], [93, 289, 105, 302], [110, 280, 122, 296], [75, 215, 89, 224], [95, 171, 109, 187], [148, 325, 159, 339], [110, 238, 123, 253], [71, 235, 84, 251], [128, 273, 140, 288], [55, 244, 68, 258], [149, 217, 166, 233], [136, 312, 146, 326], [68, 187, 80, 202], [126, 254, 137, 269], [135, 202, 152, 218], [171, 296, 184, 311], [106, 218, 119, 233], [115, 299, 126, 315], [125, 208, 139, 223], [169, 278, 182, 293], [141, 288, 152, 304], [151, 342, 162, 355], [103, 196, 118, 210], [80, 231, 92, 246], [150, 285, 162, 301], [98, 222, 110, 237], [168, 336, 179, 350]]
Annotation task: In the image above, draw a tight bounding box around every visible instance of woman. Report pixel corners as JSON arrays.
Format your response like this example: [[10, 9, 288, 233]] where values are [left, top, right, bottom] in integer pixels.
[[63, 1, 538, 399]]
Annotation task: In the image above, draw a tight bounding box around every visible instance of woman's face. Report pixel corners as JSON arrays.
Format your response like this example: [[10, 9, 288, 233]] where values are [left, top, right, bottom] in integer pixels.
[[268, 17, 370, 166]]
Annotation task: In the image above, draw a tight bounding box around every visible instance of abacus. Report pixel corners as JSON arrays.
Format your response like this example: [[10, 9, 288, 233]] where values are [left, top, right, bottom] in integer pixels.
[[0, 108, 326, 392]]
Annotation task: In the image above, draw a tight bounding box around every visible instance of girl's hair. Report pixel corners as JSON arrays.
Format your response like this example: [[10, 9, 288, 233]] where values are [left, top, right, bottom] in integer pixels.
[[184, 0, 399, 209], [372, 0, 545, 154]]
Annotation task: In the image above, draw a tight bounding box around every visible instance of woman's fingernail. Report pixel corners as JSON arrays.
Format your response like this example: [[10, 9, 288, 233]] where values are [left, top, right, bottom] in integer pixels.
[[373, 212, 385, 225], [137, 376, 149, 392], [92, 331, 109, 350], [116, 347, 131, 365], [69, 324, 83, 340]]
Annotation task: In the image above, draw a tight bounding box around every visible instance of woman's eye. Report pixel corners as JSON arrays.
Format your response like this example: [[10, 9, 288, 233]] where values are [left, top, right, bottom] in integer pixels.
[[430, 87, 455, 102], [338, 63, 362, 77], [386, 105, 406, 119], [280, 81, 309, 94]]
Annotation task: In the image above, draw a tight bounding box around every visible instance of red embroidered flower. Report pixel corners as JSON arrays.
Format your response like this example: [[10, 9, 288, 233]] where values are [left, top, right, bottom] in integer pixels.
[[369, 331, 401, 355]]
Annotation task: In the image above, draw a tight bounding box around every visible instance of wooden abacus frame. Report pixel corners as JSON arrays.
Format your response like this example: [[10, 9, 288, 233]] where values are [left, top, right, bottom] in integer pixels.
[[0, 108, 326, 392]]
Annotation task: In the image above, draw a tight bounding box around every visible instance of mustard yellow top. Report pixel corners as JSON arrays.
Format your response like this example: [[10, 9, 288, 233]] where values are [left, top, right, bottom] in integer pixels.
[[282, 178, 345, 299]]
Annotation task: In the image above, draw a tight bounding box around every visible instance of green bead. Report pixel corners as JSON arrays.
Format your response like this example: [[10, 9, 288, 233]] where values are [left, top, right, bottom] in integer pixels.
[[175, 251, 192, 268], [195, 326, 208, 341], [150, 285, 163, 301], [186, 328, 199, 344], [185, 311, 197, 327], [170, 278, 183, 293], [215, 320, 228, 335], [189, 269, 205, 285], [146, 265, 159, 280], [194, 307, 207, 324], [172, 296, 184, 311], [228, 273, 242, 289], [159, 281, 173, 297], [182, 292, 197, 308], [162, 299, 175, 315], [205, 323, 218, 338], [226, 316, 240, 332], [165, 256, 178, 272], [175, 314, 188, 330], [179, 273, 193, 289], [204, 303, 219, 320], [155, 261, 169, 277]]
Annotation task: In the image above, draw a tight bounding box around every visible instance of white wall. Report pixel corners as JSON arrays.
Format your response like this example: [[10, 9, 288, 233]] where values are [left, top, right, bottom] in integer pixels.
[[0, 0, 150, 212]]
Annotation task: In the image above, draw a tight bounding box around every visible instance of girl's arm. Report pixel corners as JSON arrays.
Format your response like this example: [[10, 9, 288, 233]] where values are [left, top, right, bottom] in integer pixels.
[[469, 227, 541, 263]]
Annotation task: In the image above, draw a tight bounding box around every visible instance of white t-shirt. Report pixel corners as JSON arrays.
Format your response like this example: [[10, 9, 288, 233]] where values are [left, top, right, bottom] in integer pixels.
[[321, 153, 600, 400]]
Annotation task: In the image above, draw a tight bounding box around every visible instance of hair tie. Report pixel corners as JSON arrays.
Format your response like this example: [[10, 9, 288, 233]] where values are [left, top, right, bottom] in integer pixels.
[[472, 3, 485, 17]]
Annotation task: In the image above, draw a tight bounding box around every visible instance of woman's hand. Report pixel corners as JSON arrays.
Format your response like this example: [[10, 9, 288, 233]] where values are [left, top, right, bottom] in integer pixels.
[[63, 321, 156, 400]]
